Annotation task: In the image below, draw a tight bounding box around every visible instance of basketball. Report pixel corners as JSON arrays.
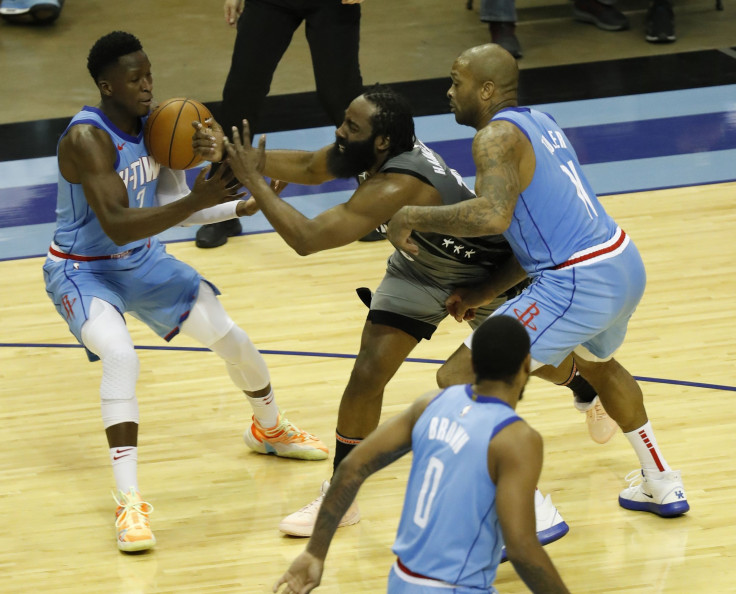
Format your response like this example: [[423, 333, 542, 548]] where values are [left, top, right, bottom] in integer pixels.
[[144, 98, 212, 170]]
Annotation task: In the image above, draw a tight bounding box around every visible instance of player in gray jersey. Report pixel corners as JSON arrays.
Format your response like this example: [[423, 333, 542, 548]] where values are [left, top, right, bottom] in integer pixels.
[[195, 85, 605, 543]]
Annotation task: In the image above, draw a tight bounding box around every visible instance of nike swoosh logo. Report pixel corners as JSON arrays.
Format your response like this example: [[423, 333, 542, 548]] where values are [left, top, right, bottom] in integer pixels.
[[643, 493, 653, 499], [117, 143, 126, 150], [115, 447, 134, 454], [113, 454, 130, 461]]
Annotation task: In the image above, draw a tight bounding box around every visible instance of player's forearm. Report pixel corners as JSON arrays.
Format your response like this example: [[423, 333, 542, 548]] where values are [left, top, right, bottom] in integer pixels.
[[476, 255, 527, 301], [508, 549, 570, 594], [262, 149, 333, 185], [248, 176, 316, 255], [101, 196, 200, 245], [305, 465, 365, 560], [401, 198, 507, 238]]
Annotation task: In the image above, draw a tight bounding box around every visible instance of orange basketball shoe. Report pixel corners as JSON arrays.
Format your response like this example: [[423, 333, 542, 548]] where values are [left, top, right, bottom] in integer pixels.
[[243, 413, 328, 461], [113, 487, 156, 553]]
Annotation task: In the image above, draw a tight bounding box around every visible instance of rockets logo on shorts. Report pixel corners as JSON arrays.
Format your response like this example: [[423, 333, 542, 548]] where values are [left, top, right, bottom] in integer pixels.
[[61, 294, 76, 320], [513, 302, 540, 331]]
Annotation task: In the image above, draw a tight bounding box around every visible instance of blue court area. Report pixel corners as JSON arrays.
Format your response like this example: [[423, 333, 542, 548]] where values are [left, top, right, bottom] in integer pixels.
[[2, 84, 735, 394], [1, 84, 735, 262]]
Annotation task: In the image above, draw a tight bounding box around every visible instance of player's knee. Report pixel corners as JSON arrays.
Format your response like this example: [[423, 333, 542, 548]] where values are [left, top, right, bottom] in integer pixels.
[[99, 346, 140, 428], [214, 326, 271, 392], [346, 355, 389, 396], [100, 346, 140, 397]]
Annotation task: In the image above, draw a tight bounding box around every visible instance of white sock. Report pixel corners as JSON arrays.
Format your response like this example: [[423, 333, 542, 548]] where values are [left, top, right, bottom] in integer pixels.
[[247, 389, 279, 429], [624, 421, 671, 472], [110, 446, 138, 492]]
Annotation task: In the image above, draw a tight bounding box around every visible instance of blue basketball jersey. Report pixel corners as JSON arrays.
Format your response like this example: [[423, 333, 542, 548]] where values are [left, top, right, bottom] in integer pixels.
[[392, 384, 522, 591], [53, 106, 161, 259], [492, 107, 619, 275]]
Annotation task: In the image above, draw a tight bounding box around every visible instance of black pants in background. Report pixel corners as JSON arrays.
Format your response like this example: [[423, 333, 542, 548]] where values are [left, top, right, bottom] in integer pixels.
[[220, 0, 364, 139]]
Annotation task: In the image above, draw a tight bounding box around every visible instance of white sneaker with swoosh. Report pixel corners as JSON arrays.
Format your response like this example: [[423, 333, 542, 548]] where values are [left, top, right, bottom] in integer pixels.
[[618, 469, 689, 517]]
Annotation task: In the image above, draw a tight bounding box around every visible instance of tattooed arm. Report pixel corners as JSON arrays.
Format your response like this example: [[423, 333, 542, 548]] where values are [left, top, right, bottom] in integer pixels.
[[387, 120, 528, 255], [273, 391, 437, 594]]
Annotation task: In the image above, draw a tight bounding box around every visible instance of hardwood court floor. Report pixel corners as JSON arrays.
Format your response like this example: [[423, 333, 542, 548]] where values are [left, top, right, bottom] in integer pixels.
[[2, 183, 735, 593]]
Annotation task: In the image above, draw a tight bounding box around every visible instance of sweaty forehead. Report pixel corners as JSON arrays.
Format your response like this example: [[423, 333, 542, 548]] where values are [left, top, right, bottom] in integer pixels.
[[346, 95, 377, 127], [115, 51, 150, 75], [451, 58, 472, 79]]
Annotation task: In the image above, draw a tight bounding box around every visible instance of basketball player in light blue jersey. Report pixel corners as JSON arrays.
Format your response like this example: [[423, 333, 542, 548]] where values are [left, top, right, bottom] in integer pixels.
[[274, 315, 570, 594], [42, 31, 328, 554], [387, 43, 688, 518]]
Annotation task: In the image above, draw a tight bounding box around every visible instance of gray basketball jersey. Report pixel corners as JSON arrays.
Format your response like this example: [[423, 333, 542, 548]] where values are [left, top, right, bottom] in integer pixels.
[[378, 141, 514, 289]]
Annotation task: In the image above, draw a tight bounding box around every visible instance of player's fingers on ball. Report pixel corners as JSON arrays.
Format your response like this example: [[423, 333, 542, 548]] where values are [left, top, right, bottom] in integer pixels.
[[231, 125, 242, 146]]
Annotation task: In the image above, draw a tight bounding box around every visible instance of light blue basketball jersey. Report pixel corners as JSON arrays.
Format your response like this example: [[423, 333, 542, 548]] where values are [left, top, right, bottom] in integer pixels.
[[392, 385, 522, 591], [43, 106, 208, 357], [492, 107, 619, 275], [53, 106, 160, 259]]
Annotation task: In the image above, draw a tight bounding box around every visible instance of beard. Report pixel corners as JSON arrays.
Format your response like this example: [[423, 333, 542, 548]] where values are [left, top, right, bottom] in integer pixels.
[[326, 135, 378, 179]]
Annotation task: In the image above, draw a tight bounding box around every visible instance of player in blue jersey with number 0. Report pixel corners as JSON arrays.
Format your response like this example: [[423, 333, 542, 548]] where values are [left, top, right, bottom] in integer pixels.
[[387, 43, 689, 518], [273, 315, 570, 594]]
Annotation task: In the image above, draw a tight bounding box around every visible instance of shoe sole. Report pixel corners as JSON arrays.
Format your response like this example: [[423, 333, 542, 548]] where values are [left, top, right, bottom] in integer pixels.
[[279, 511, 360, 537], [645, 34, 676, 43], [244, 435, 328, 461], [118, 536, 156, 552], [572, 9, 629, 31], [195, 236, 228, 248], [500, 520, 569, 563], [618, 496, 689, 517]]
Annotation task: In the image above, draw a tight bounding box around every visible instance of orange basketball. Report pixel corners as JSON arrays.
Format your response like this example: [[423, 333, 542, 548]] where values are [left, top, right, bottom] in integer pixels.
[[144, 97, 212, 170]]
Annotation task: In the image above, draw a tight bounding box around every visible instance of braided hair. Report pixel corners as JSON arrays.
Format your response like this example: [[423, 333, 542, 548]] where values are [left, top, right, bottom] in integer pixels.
[[362, 84, 416, 158], [87, 31, 143, 82]]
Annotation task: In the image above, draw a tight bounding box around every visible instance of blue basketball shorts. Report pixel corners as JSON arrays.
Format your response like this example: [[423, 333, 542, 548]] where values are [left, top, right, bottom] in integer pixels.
[[43, 239, 216, 348], [467, 241, 647, 367]]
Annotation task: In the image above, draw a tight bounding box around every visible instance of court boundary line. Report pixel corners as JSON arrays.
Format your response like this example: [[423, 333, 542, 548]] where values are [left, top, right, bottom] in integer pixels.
[[2, 342, 734, 393]]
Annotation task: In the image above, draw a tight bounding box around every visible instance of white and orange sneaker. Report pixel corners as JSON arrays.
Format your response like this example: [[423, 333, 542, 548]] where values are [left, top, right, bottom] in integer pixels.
[[575, 395, 617, 444], [113, 487, 156, 553], [279, 480, 360, 537], [243, 413, 328, 461]]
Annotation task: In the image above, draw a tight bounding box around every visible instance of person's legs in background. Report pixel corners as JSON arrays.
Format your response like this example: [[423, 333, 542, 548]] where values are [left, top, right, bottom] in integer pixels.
[[572, 0, 629, 31], [480, 0, 522, 59], [197, 0, 303, 249], [645, 0, 675, 43]]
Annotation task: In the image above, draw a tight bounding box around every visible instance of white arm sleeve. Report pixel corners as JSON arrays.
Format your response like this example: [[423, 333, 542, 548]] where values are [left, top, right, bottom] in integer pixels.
[[155, 167, 241, 227]]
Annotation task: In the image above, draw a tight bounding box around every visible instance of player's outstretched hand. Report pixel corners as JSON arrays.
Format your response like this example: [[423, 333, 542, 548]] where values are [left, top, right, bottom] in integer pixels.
[[190, 163, 244, 209], [386, 207, 419, 256], [234, 179, 286, 216], [273, 551, 324, 594], [223, 120, 266, 189], [192, 118, 225, 163]]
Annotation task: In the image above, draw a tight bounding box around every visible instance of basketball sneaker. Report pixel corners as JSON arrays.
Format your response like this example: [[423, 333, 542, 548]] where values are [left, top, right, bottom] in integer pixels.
[[113, 487, 156, 552], [575, 395, 617, 444], [278, 480, 360, 537], [244, 413, 328, 461], [618, 469, 689, 517], [500, 489, 569, 562]]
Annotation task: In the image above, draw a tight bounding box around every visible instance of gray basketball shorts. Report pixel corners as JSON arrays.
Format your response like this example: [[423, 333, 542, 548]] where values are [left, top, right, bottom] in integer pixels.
[[367, 260, 508, 342]]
